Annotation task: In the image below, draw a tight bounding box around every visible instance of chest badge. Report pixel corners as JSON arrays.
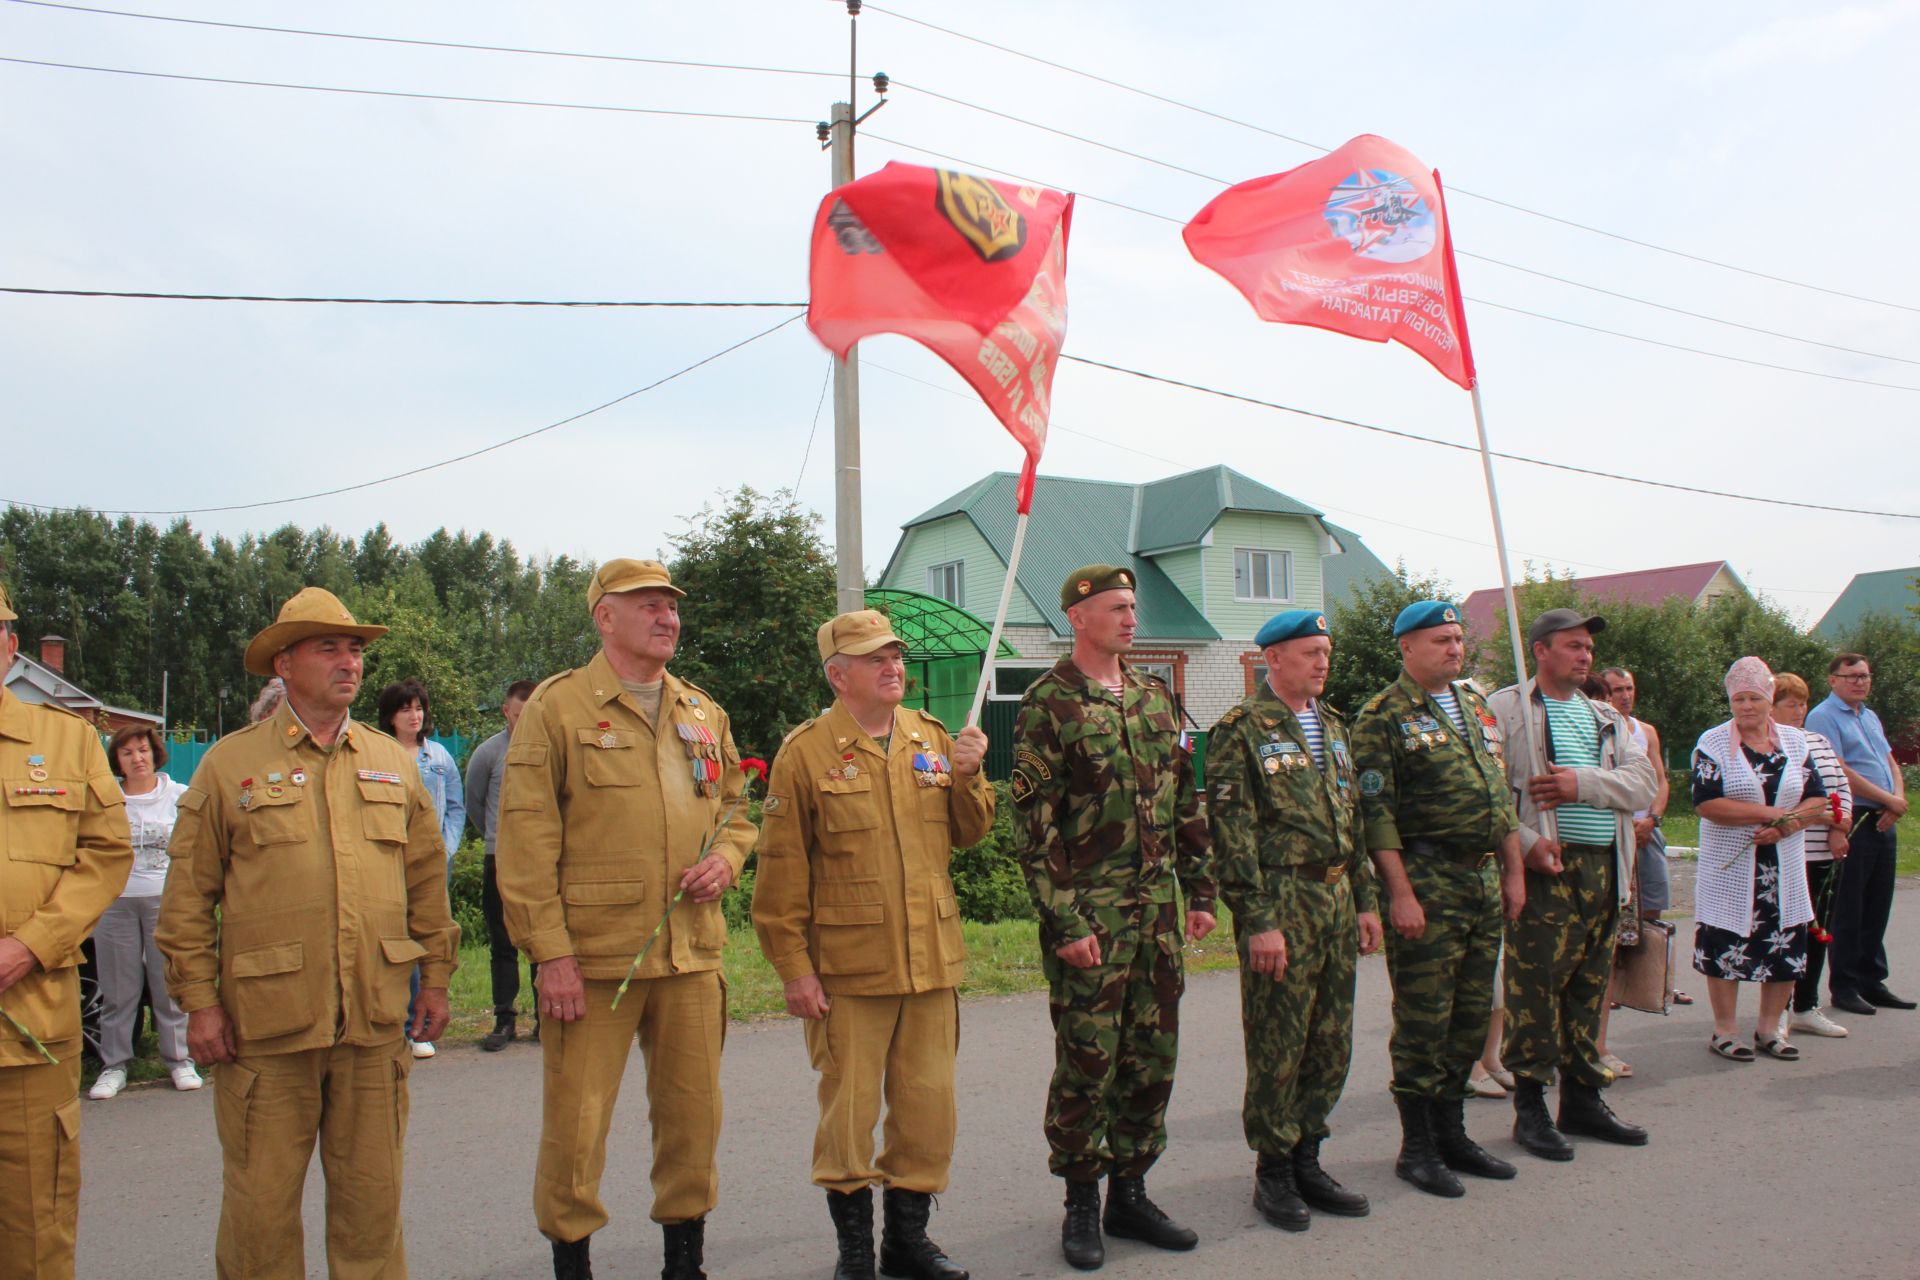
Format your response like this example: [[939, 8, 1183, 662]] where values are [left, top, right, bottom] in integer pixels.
[[290, 768, 307, 787], [28, 767, 49, 783]]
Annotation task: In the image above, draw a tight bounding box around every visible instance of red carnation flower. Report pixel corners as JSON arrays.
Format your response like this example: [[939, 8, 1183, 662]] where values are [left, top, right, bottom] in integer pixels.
[[740, 757, 769, 782]]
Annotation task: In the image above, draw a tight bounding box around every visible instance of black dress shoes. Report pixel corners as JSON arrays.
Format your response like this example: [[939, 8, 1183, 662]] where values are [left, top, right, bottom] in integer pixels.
[[1831, 992, 1878, 1016], [1864, 987, 1917, 1010]]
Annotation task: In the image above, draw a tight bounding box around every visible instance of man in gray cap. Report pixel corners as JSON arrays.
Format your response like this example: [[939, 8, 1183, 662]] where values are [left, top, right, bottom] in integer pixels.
[[1487, 608, 1657, 1161]]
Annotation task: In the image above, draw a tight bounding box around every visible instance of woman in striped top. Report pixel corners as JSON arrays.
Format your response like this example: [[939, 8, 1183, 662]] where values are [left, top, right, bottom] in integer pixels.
[[1771, 673, 1853, 1039]]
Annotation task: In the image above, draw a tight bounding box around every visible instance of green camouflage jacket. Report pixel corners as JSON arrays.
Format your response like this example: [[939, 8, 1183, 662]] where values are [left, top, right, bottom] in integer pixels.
[[1010, 656, 1216, 956], [1205, 684, 1377, 936], [1352, 669, 1519, 855]]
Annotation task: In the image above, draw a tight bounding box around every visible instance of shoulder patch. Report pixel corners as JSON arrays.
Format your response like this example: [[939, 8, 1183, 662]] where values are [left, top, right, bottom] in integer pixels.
[[762, 793, 788, 816], [1211, 781, 1236, 804], [1359, 769, 1385, 797], [1009, 767, 1038, 806], [1013, 745, 1053, 782]]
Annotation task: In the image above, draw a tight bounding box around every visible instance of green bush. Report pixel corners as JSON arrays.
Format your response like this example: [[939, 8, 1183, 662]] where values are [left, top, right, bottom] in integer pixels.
[[722, 862, 757, 933], [449, 842, 487, 942], [949, 781, 1034, 924]]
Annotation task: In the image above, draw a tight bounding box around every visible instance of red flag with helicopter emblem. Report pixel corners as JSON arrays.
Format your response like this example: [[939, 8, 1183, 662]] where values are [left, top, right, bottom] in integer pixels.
[[808, 161, 1073, 513], [1183, 134, 1475, 389]]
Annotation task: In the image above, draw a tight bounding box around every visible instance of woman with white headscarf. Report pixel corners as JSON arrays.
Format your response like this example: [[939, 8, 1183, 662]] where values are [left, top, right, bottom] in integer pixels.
[[1691, 657, 1835, 1062]]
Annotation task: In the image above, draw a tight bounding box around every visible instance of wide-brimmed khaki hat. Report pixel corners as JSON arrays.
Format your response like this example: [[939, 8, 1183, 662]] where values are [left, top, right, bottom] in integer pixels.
[[243, 587, 388, 676], [0, 581, 15, 622], [587, 558, 685, 611], [817, 609, 904, 660]]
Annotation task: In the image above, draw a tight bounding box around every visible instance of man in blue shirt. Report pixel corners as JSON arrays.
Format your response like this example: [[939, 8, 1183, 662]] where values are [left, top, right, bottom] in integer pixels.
[[1806, 653, 1912, 1015]]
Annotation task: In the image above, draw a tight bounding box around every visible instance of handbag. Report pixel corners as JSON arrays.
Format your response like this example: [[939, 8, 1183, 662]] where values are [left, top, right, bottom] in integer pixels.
[[1614, 917, 1675, 1015]]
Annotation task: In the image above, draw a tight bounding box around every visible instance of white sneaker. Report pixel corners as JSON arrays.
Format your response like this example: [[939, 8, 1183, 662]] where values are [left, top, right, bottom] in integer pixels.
[[170, 1064, 204, 1091], [411, 1041, 437, 1059], [1790, 1007, 1849, 1038], [88, 1067, 128, 1100]]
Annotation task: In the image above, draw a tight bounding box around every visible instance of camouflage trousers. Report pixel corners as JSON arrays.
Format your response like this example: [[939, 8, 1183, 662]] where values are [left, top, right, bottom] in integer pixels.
[[1504, 841, 1617, 1089], [1039, 902, 1185, 1182], [1384, 855, 1502, 1100], [1239, 875, 1357, 1155]]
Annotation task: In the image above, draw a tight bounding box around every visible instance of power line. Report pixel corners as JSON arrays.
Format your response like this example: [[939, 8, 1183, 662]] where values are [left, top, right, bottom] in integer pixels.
[[0, 55, 818, 124], [795, 356, 833, 493], [884, 82, 1919, 370], [1057, 353, 1920, 520], [865, 3, 1920, 316], [4, 0, 845, 80], [2, 287, 806, 307], [0, 314, 803, 517], [862, 133, 1920, 394]]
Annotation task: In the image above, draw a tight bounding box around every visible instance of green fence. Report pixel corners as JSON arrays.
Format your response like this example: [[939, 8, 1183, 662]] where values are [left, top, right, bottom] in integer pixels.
[[142, 730, 470, 784]]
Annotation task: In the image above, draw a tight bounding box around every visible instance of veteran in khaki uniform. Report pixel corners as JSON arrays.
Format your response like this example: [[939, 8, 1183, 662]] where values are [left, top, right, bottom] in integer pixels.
[[1010, 566, 1217, 1273], [156, 587, 460, 1279], [1204, 609, 1382, 1233], [0, 584, 133, 1280], [496, 559, 754, 1280], [754, 610, 994, 1280], [1349, 601, 1523, 1200]]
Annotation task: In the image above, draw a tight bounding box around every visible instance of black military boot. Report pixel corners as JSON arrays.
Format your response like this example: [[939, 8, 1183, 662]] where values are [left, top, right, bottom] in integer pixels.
[[1291, 1137, 1371, 1216], [1558, 1081, 1649, 1146], [661, 1218, 707, 1280], [1061, 1180, 1104, 1271], [1102, 1175, 1198, 1251], [549, 1235, 592, 1280], [1510, 1079, 1575, 1161], [879, 1187, 967, 1280], [827, 1188, 877, 1280], [480, 1012, 517, 1052], [1431, 1098, 1517, 1179], [1252, 1154, 1310, 1232], [1392, 1095, 1464, 1198]]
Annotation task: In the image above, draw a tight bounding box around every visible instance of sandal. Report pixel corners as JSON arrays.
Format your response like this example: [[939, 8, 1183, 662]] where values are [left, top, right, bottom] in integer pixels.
[[1600, 1052, 1634, 1078], [1489, 1067, 1516, 1090], [1468, 1068, 1507, 1099], [1754, 1033, 1800, 1061], [1709, 1034, 1755, 1062], [1673, 990, 1694, 1006]]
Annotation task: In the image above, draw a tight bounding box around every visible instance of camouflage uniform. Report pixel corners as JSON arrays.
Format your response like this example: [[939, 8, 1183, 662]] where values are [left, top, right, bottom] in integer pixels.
[[1206, 684, 1376, 1155], [1351, 671, 1518, 1101], [1010, 656, 1216, 1182]]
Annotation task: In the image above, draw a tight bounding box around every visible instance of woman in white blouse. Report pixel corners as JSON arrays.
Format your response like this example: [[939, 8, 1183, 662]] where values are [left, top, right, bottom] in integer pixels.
[[1690, 658, 1835, 1064], [88, 726, 199, 1099]]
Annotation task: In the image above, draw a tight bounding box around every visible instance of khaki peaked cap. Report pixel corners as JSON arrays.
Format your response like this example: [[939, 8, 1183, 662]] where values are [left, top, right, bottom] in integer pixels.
[[243, 587, 388, 676], [817, 609, 904, 660], [587, 558, 684, 611], [0, 580, 14, 622]]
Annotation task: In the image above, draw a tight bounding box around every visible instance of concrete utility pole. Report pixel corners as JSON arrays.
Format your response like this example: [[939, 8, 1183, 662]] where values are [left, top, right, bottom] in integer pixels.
[[830, 98, 864, 614]]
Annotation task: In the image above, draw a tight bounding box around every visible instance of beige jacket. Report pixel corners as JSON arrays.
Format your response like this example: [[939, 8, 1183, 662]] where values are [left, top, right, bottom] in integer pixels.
[[495, 652, 756, 981], [753, 702, 996, 996], [0, 691, 132, 1066], [158, 705, 460, 1055]]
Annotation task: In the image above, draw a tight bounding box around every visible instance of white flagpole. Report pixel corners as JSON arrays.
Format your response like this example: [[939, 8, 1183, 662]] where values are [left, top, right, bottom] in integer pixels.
[[967, 509, 1028, 728], [1468, 381, 1555, 841]]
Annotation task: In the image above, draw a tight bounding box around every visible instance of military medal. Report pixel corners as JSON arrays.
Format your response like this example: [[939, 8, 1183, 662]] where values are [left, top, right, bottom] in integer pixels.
[[290, 768, 306, 787], [1434, 732, 1448, 745], [27, 755, 49, 782], [28, 767, 48, 783], [842, 762, 858, 781], [239, 776, 254, 809], [266, 784, 285, 798], [1264, 756, 1281, 775]]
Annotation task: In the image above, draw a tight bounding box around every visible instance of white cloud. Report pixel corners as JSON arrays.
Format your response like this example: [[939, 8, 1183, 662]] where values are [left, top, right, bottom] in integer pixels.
[[1702, 0, 1920, 75]]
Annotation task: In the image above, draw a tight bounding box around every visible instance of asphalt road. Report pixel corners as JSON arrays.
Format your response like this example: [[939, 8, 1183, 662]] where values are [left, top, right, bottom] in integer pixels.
[[78, 885, 1920, 1279]]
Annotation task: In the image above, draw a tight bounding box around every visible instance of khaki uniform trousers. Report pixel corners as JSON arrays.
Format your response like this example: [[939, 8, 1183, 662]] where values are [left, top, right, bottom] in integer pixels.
[[0, 1056, 81, 1280], [537, 972, 725, 1242], [805, 989, 959, 1194], [213, 1040, 412, 1280]]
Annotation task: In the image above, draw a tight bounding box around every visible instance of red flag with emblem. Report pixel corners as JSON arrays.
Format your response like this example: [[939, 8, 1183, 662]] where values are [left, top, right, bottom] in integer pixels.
[[1183, 134, 1475, 389], [808, 161, 1072, 513]]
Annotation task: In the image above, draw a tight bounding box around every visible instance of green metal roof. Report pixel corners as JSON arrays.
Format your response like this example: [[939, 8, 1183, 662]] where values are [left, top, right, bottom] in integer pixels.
[[863, 588, 1019, 658], [1814, 566, 1919, 639], [897, 472, 1219, 640], [1321, 519, 1395, 607], [1135, 467, 1322, 552]]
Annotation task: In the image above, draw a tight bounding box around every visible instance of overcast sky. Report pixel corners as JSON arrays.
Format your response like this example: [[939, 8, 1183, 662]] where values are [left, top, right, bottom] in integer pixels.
[[5, 0, 1916, 626]]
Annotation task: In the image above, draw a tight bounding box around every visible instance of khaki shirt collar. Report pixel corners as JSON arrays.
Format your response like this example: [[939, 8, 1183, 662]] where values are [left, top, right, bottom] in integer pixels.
[[823, 698, 901, 761], [274, 700, 363, 753], [0, 687, 31, 742], [584, 649, 692, 718]]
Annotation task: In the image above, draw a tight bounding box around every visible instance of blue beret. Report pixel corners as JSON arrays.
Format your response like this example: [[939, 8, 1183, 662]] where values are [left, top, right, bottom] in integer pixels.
[[1255, 609, 1329, 647], [1393, 600, 1462, 638]]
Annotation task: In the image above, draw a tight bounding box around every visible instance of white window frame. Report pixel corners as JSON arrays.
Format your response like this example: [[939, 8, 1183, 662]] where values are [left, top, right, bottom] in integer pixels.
[[926, 559, 965, 606], [1233, 547, 1292, 603]]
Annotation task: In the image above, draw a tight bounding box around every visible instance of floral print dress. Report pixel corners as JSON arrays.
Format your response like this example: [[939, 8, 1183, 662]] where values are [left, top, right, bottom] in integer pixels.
[[1690, 742, 1823, 983]]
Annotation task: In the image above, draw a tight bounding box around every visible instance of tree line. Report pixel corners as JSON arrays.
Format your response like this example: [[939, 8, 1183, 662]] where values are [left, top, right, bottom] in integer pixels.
[[0, 488, 837, 758]]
